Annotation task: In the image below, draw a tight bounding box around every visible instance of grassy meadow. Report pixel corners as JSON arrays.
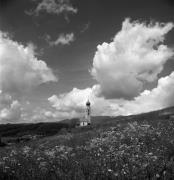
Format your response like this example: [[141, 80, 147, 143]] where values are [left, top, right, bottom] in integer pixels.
[[0, 107, 174, 179]]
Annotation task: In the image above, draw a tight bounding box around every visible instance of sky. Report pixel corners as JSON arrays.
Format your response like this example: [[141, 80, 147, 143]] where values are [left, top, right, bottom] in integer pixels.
[[0, 0, 174, 123]]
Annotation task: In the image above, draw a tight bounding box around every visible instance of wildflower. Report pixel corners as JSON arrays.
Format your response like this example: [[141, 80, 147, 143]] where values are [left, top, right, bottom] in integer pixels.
[[156, 174, 160, 178], [2, 157, 8, 161], [153, 156, 158, 160], [108, 169, 112, 172], [44, 149, 55, 158], [10, 150, 17, 156], [114, 172, 118, 176], [71, 153, 76, 157], [23, 146, 31, 154], [37, 157, 42, 161], [4, 166, 10, 169]]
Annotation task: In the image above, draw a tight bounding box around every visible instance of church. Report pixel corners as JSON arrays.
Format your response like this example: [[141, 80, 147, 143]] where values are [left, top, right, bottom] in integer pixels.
[[79, 100, 91, 126]]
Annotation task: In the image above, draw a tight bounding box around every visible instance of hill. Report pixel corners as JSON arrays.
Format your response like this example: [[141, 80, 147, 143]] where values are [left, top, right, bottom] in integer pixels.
[[0, 106, 174, 179], [61, 106, 174, 127], [0, 106, 174, 139]]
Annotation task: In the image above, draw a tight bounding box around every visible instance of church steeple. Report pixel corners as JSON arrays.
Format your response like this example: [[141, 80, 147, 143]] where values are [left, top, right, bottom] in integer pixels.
[[79, 99, 91, 126], [85, 99, 91, 125], [86, 99, 90, 106]]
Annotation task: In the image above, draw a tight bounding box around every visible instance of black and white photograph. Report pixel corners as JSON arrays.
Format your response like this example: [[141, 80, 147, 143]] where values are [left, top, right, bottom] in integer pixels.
[[0, 0, 174, 179]]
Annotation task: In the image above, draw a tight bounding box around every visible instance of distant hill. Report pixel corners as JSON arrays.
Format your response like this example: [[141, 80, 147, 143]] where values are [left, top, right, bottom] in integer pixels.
[[0, 122, 70, 137], [64, 106, 174, 126], [0, 106, 174, 138]]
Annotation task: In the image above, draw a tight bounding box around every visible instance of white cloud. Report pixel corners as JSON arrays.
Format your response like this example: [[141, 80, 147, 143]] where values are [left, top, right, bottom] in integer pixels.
[[48, 87, 92, 113], [22, 107, 74, 123], [48, 19, 174, 120], [122, 71, 174, 115], [0, 92, 22, 123], [0, 91, 12, 108], [48, 85, 121, 119], [1, 18, 173, 123], [26, 0, 77, 16], [48, 70, 174, 119], [0, 30, 58, 123], [47, 33, 75, 46], [91, 18, 174, 99], [0, 31, 57, 94]]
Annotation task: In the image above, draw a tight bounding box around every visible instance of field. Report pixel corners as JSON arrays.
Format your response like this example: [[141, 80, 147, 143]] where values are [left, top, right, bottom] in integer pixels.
[[0, 107, 174, 179]]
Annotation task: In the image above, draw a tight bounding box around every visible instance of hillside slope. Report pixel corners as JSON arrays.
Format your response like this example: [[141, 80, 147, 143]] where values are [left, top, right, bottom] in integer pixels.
[[1, 106, 174, 179], [0, 106, 174, 138]]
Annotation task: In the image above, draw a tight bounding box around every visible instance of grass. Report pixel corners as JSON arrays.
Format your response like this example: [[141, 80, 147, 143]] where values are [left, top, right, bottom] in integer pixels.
[[0, 107, 174, 179]]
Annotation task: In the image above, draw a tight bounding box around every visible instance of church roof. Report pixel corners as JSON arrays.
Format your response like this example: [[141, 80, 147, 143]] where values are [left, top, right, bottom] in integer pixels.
[[86, 100, 90, 106]]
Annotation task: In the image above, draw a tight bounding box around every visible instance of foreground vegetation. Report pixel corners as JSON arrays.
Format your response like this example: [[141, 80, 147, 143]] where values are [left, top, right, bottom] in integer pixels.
[[0, 108, 174, 179]]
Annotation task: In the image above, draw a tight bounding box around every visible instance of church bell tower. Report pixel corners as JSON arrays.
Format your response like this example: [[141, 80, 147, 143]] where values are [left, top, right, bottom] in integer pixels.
[[79, 99, 91, 126], [85, 100, 91, 125]]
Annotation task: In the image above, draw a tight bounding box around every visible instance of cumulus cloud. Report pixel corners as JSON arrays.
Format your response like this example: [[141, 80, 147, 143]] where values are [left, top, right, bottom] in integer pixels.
[[48, 19, 174, 120], [48, 87, 92, 113], [46, 33, 75, 46], [0, 91, 12, 108], [0, 30, 57, 123], [0, 92, 22, 123], [0, 31, 57, 94], [2, 18, 173, 123], [48, 85, 120, 119], [31, 108, 78, 122], [48, 70, 174, 119], [26, 0, 77, 17], [91, 18, 174, 99], [122, 71, 174, 115]]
